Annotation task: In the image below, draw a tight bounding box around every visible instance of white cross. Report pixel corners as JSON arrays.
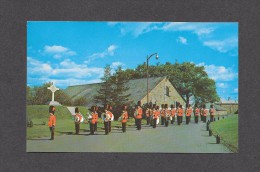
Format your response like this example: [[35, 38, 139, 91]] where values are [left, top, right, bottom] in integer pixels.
[[47, 82, 59, 102]]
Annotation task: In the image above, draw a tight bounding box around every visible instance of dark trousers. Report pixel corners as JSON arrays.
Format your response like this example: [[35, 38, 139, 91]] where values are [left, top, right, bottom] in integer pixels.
[[75, 123, 80, 134], [161, 117, 165, 125], [210, 116, 214, 122], [153, 118, 157, 128], [186, 116, 190, 124], [90, 123, 94, 135], [181, 116, 183, 123], [177, 116, 181, 125], [104, 122, 109, 135], [136, 119, 141, 130], [200, 115, 203, 121], [203, 116, 207, 123], [109, 121, 112, 132], [122, 122, 126, 132], [146, 116, 150, 125], [165, 119, 169, 127], [49, 127, 55, 140], [94, 122, 97, 132], [195, 116, 199, 123], [171, 116, 175, 124], [135, 118, 137, 127]]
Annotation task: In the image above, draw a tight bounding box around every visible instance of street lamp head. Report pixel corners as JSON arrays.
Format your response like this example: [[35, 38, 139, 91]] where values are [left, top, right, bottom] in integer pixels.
[[156, 54, 159, 60]]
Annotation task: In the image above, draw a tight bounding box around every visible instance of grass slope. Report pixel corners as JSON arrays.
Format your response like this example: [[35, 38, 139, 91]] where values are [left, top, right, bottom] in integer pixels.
[[210, 114, 238, 153], [26, 105, 88, 139]]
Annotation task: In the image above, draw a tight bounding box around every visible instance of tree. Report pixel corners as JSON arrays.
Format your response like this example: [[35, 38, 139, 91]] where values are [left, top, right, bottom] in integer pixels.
[[110, 66, 131, 119], [26, 86, 34, 105], [94, 65, 113, 106]]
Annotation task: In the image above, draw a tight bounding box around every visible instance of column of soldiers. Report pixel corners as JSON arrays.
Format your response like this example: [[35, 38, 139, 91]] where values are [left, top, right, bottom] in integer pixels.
[[48, 102, 215, 139]]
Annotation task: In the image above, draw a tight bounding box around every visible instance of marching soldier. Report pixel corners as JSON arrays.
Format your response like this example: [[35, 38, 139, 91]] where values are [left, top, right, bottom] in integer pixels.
[[102, 104, 111, 135], [94, 105, 99, 132], [200, 105, 204, 121], [74, 107, 83, 134], [48, 105, 56, 140], [145, 105, 151, 125], [194, 106, 200, 123], [88, 106, 98, 135], [209, 104, 215, 122], [136, 104, 143, 130], [170, 104, 176, 124], [160, 104, 165, 125], [185, 104, 193, 125], [165, 104, 171, 127], [152, 105, 160, 128], [120, 105, 128, 133], [203, 104, 208, 123], [177, 104, 183, 125], [108, 105, 114, 133]]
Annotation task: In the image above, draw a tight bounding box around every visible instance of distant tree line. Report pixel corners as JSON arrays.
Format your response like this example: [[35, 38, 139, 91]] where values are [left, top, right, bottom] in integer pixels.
[[26, 82, 87, 106]]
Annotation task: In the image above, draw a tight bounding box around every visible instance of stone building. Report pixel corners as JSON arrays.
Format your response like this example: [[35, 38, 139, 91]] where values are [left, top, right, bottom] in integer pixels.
[[215, 99, 238, 114], [64, 76, 186, 107]]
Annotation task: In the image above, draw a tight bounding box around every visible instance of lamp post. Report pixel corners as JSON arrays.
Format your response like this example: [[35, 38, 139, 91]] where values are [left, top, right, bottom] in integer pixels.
[[146, 53, 159, 105]]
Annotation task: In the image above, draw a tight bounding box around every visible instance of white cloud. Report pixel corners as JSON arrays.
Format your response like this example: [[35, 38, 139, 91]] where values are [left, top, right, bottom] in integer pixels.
[[111, 61, 125, 68], [27, 57, 52, 74], [44, 45, 76, 59], [197, 62, 238, 81], [203, 37, 238, 53], [49, 78, 102, 87], [28, 57, 104, 81], [177, 36, 187, 44], [44, 45, 68, 53], [217, 83, 227, 88], [233, 88, 238, 93], [85, 44, 118, 63]]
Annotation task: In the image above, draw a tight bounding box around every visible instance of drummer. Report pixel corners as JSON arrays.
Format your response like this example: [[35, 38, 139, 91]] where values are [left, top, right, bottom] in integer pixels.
[[152, 105, 160, 128], [74, 107, 83, 134], [120, 105, 128, 133]]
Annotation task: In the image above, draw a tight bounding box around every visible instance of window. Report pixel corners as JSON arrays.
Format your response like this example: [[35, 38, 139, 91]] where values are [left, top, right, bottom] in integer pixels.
[[166, 86, 170, 96]]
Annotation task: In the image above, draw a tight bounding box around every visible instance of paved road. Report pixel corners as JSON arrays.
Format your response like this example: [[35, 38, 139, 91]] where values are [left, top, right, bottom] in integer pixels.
[[27, 121, 231, 153]]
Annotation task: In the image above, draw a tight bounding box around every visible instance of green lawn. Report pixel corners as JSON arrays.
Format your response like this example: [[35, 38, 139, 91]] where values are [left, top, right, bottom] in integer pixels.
[[26, 105, 138, 139], [210, 114, 238, 153]]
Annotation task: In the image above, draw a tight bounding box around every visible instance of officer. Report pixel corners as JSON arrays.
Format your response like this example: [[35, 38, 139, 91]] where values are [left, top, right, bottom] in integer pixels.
[[152, 105, 160, 128], [48, 105, 56, 140], [165, 104, 171, 127], [202, 104, 208, 123], [145, 105, 151, 125], [136, 104, 143, 130], [88, 106, 97, 135]]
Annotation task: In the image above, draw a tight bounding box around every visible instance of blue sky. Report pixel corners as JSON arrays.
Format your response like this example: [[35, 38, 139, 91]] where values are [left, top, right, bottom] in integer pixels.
[[27, 22, 238, 101]]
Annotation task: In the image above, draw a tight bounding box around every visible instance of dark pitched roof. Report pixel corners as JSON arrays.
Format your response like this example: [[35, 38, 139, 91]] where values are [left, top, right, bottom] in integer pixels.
[[64, 76, 166, 106]]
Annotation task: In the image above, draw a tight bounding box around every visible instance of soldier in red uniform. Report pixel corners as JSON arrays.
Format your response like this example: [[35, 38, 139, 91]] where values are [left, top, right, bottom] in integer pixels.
[[177, 104, 183, 125], [203, 104, 208, 123], [194, 105, 200, 123], [170, 104, 176, 124], [185, 104, 193, 125], [160, 104, 165, 125], [165, 104, 171, 127], [74, 107, 83, 134], [136, 104, 143, 130], [48, 105, 56, 140], [209, 104, 215, 122], [145, 105, 151, 125], [120, 105, 128, 133], [152, 105, 160, 128], [89, 106, 98, 135]]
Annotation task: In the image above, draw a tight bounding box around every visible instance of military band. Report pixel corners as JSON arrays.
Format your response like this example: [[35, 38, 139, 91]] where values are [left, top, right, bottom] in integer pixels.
[[53, 102, 217, 138]]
